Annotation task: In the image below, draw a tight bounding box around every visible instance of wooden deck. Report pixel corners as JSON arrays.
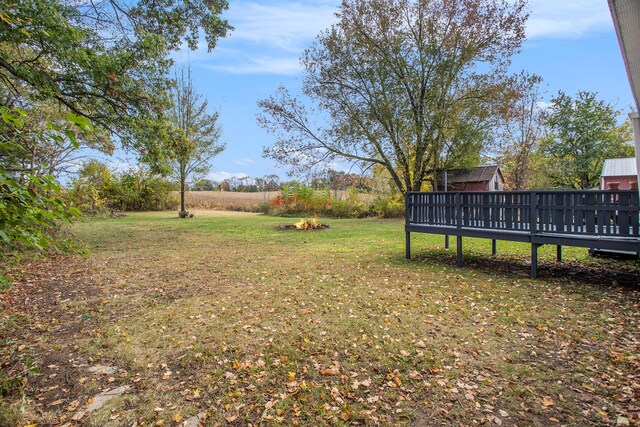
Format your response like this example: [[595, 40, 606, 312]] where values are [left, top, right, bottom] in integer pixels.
[[405, 190, 640, 278]]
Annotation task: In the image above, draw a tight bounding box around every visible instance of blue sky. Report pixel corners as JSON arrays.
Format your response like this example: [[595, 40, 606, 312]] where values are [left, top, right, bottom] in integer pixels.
[[107, 0, 636, 182]]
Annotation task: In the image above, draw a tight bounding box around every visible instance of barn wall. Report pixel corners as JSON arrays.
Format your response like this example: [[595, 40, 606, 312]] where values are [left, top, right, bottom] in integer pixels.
[[488, 174, 505, 191], [602, 176, 637, 190], [464, 182, 489, 191]]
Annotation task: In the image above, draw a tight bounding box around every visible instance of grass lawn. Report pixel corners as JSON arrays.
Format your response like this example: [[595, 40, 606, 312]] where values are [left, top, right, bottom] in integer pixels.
[[1, 210, 639, 426]]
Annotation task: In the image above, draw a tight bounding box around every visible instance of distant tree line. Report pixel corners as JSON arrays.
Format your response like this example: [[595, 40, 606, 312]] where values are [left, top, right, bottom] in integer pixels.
[[189, 169, 377, 193]]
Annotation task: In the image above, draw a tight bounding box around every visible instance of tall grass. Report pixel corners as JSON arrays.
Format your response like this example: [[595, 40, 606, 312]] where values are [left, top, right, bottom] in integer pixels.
[[267, 183, 404, 218]]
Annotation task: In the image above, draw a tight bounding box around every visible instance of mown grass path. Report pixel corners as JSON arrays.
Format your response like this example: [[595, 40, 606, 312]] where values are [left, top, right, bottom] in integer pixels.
[[2, 211, 639, 426]]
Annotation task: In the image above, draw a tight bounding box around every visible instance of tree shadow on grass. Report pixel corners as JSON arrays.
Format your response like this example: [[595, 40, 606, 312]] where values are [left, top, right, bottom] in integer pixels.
[[411, 248, 640, 290]]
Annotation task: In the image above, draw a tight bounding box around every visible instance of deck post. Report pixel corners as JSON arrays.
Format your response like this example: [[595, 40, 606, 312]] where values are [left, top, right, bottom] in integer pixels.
[[445, 235, 449, 249], [406, 232, 411, 259], [531, 243, 539, 279], [405, 193, 411, 259], [492, 239, 497, 255], [456, 236, 463, 267], [556, 245, 562, 262]]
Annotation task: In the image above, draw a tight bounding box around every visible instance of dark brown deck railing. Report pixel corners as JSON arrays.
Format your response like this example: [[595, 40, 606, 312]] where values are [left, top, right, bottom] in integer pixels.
[[405, 190, 640, 278]]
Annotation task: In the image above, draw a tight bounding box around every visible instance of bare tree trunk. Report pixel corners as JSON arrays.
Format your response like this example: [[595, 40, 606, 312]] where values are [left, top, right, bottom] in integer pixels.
[[179, 163, 188, 218]]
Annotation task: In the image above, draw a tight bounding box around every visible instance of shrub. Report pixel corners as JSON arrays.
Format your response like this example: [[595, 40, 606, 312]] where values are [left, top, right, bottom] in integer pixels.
[[329, 188, 366, 218], [1, 108, 81, 275], [67, 161, 179, 214], [371, 193, 405, 218]]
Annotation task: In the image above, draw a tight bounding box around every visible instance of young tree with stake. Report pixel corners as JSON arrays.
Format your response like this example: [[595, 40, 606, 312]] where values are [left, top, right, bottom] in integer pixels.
[[168, 67, 225, 218]]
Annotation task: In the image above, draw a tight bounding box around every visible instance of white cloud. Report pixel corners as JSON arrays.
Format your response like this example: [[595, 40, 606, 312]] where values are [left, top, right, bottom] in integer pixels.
[[106, 158, 137, 173], [526, 0, 612, 39], [225, 1, 339, 52], [208, 171, 251, 181], [177, 1, 339, 75], [184, 0, 613, 76], [233, 157, 257, 166], [535, 101, 554, 113], [207, 56, 302, 75]]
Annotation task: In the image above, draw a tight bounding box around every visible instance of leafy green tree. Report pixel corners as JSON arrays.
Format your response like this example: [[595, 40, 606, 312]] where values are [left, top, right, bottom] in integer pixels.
[[116, 168, 177, 211], [68, 160, 178, 213], [163, 67, 225, 218], [258, 0, 527, 193], [67, 160, 115, 214], [0, 108, 80, 283], [541, 91, 634, 189], [192, 179, 217, 191], [0, 0, 230, 266], [1, 0, 231, 145], [255, 174, 281, 192], [1, 98, 112, 178]]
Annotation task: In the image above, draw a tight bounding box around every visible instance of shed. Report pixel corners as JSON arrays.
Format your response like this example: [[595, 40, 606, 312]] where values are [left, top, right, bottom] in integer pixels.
[[437, 165, 504, 192], [600, 158, 638, 190]]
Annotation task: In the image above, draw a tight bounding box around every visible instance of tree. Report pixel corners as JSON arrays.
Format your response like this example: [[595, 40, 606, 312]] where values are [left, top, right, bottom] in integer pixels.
[[255, 174, 281, 192], [258, 0, 527, 193], [0, 0, 230, 266], [0, 108, 80, 283], [498, 73, 545, 190], [68, 160, 115, 214], [0, 98, 113, 178], [541, 91, 634, 190], [166, 67, 225, 218], [192, 179, 217, 191], [1, 0, 231, 144]]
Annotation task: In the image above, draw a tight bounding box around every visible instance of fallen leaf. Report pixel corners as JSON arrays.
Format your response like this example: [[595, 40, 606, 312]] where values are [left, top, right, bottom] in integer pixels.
[[541, 396, 554, 408]]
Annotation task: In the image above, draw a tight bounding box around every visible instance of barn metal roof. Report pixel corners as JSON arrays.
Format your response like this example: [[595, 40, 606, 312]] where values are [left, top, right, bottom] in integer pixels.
[[444, 165, 501, 183], [601, 158, 637, 177]]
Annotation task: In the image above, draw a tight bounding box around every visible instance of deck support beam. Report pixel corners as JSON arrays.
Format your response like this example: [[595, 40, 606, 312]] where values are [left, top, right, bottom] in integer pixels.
[[456, 236, 463, 267], [556, 245, 562, 262], [531, 243, 539, 279], [492, 239, 497, 255], [445, 235, 449, 249], [405, 232, 411, 259]]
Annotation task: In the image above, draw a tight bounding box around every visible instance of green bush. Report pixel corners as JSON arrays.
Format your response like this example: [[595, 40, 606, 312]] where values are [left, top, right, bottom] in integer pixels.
[[329, 188, 366, 218], [1, 108, 80, 275], [371, 193, 405, 218], [67, 161, 179, 214]]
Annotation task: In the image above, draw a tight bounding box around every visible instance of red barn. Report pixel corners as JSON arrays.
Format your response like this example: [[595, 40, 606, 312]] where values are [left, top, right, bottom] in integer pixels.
[[437, 165, 504, 192], [600, 158, 638, 190]]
